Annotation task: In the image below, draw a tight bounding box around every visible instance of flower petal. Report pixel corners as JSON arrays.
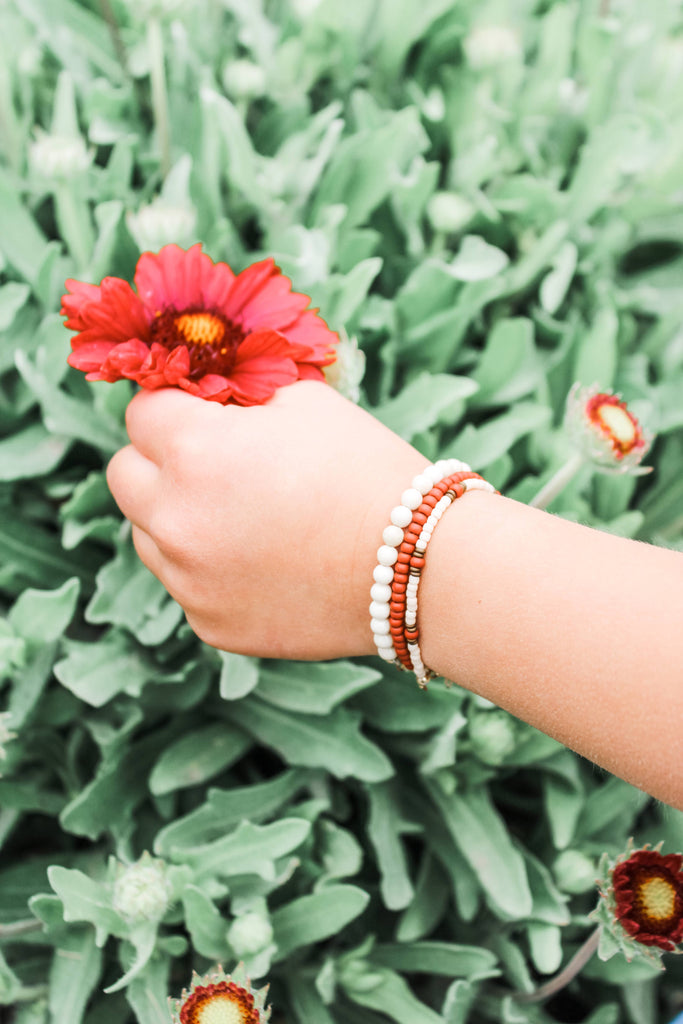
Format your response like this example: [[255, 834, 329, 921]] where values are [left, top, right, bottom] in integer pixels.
[[238, 272, 311, 332], [134, 243, 236, 316], [63, 277, 149, 349]]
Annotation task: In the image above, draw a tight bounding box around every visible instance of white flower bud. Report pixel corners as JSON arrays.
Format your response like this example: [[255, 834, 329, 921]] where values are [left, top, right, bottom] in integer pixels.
[[323, 332, 365, 404], [112, 854, 171, 922], [227, 910, 274, 956], [463, 25, 522, 69], [222, 60, 267, 100], [469, 710, 517, 765], [126, 199, 197, 253], [29, 131, 92, 181], [426, 192, 474, 234]]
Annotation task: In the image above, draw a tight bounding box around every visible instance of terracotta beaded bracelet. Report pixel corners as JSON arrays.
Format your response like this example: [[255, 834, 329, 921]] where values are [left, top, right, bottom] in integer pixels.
[[370, 460, 497, 688]]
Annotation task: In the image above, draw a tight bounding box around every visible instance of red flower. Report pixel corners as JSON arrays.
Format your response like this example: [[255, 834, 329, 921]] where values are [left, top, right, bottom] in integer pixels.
[[611, 848, 683, 951], [62, 244, 337, 405], [170, 967, 271, 1024]]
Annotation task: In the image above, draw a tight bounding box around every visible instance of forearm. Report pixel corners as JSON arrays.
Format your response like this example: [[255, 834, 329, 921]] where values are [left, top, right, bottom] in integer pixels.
[[415, 490, 683, 808]]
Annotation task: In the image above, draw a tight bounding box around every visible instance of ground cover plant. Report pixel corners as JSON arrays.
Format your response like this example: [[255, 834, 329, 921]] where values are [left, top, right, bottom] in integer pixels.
[[2, 0, 683, 1021]]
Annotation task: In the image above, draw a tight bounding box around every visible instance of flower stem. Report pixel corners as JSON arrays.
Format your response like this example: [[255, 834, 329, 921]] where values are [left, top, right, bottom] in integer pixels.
[[514, 927, 601, 1004], [0, 918, 42, 939], [147, 16, 171, 178], [528, 450, 587, 510]]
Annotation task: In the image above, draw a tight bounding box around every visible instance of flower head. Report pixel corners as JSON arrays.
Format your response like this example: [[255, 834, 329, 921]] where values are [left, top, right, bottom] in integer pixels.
[[170, 966, 271, 1024], [112, 852, 171, 922], [593, 842, 683, 964], [62, 244, 338, 405], [565, 383, 653, 474]]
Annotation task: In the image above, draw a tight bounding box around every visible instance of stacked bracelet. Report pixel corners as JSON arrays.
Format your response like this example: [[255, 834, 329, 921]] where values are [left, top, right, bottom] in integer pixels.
[[370, 459, 497, 688]]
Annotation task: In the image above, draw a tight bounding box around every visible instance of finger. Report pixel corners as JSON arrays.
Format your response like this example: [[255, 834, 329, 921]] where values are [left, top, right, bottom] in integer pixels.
[[124, 387, 229, 464], [131, 524, 167, 582], [106, 445, 159, 528]]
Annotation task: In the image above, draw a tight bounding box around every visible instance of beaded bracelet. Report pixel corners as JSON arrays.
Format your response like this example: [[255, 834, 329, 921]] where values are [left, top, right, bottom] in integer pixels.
[[370, 459, 497, 688]]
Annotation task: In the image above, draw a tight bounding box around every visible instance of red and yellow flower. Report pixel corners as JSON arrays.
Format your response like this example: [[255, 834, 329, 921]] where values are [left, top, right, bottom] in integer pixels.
[[170, 966, 271, 1024], [593, 843, 683, 963], [62, 244, 337, 405], [565, 383, 652, 474]]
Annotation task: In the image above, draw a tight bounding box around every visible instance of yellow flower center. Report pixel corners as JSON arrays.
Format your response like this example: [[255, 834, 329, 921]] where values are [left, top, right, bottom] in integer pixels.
[[175, 312, 227, 351], [195, 994, 249, 1024], [596, 403, 637, 449], [639, 875, 677, 922]]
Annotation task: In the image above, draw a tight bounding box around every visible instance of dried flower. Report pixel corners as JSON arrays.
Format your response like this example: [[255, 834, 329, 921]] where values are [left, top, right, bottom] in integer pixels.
[[565, 383, 652, 475], [62, 244, 337, 405], [170, 965, 271, 1024], [592, 842, 683, 964], [112, 853, 171, 922]]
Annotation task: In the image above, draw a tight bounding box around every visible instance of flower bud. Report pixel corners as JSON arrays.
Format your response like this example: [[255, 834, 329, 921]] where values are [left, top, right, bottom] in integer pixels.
[[463, 25, 522, 70], [126, 199, 197, 253], [323, 332, 365, 403], [222, 59, 267, 101], [426, 192, 474, 234], [29, 131, 92, 181], [228, 910, 274, 957], [565, 383, 653, 475], [469, 710, 517, 765], [554, 849, 596, 894], [112, 854, 171, 922]]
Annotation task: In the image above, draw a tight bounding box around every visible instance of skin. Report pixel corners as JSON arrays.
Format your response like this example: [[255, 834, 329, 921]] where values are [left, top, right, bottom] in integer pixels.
[[107, 381, 683, 809]]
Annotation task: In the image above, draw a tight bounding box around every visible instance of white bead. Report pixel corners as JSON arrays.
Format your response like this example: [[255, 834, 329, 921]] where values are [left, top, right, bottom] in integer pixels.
[[412, 473, 432, 495], [377, 545, 398, 566], [371, 617, 390, 634], [382, 524, 404, 547], [401, 487, 422, 510], [415, 540, 427, 552], [369, 601, 390, 619], [425, 465, 443, 485], [378, 647, 397, 661], [373, 564, 394, 585], [405, 614, 416, 627], [390, 505, 412, 528], [370, 582, 391, 602], [406, 597, 418, 611], [374, 633, 394, 649]]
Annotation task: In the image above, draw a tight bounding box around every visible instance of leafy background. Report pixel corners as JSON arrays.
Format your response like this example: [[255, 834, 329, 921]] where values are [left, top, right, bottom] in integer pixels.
[[1, 0, 683, 1022]]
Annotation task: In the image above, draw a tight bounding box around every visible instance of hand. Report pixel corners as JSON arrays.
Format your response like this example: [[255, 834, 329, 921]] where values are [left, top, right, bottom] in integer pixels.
[[106, 381, 428, 659]]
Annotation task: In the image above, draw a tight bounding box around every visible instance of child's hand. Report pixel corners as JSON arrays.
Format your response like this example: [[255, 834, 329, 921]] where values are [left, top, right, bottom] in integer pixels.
[[106, 381, 428, 659]]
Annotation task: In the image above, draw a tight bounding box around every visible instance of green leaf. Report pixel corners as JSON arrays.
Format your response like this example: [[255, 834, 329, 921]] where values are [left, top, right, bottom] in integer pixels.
[[86, 538, 183, 645], [527, 922, 562, 975], [180, 885, 231, 960], [374, 372, 478, 439], [366, 782, 414, 910], [48, 928, 103, 1024], [539, 241, 578, 314], [47, 866, 126, 946], [104, 921, 158, 993], [446, 403, 551, 469], [255, 660, 380, 714], [54, 632, 156, 707], [9, 578, 80, 645], [226, 697, 393, 782], [448, 236, 510, 282], [0, 424, 71, 481], [573, 306, 619, 388], [175, 818, 311, 880], [218, 651, 260, 700], [271, 884, 369, 958], [0, 167, 49, 284], [149, 722, 252, 795], [154, 770, 309, 855], [341, 965, 444, 1024], [125, 953, 173, 1024], [472, 318, 541, 405], [425, 782, 532, 919], [0, 282, 30, 329], [371, 941, 499, 979]]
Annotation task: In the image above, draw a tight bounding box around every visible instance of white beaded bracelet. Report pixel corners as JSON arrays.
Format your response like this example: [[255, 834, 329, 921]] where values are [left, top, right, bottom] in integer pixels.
[[370, 458, 475, 678]]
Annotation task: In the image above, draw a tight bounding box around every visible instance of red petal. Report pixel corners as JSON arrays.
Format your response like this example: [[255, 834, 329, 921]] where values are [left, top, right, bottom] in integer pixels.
[[134, 243, 236, 316], [67, 341, 122, 372], [233, 329, 305, 364], [295, 363, 326, 381], [228, 355, 298, 403], [223, 258, 278, 319], [280, 308, 338, 365], [63, 277, 149, 349], [238, 272, 310, 332]]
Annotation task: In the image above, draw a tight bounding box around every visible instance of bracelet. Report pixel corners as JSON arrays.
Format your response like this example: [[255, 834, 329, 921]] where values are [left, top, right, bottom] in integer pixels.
[[370, 460, 497, 688]]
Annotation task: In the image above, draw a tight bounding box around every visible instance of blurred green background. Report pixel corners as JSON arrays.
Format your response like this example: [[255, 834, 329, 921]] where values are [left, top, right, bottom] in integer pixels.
[[1, 1, 683, 1022]]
